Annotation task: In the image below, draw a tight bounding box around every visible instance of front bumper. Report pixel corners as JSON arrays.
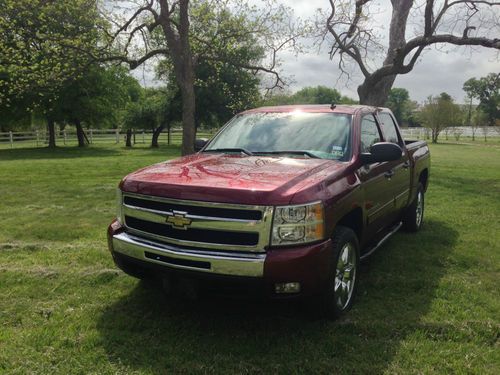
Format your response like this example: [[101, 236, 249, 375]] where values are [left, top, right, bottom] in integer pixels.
[[112, 231, 266, 277], [108, 220, 332, 297]]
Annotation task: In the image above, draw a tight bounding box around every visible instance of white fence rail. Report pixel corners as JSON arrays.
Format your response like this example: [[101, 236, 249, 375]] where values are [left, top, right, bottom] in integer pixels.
[[400, 126, 500, 140], [0, 128, 216, 149]]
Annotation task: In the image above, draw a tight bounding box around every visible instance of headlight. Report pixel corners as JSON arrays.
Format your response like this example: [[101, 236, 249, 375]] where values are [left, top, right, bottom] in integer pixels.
[[116, 188, 124, 224], [271, 202, 324, 246]]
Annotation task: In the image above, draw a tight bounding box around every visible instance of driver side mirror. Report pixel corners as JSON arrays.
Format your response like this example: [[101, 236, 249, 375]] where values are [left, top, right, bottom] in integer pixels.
[[360, 142, 402, 164], [194, 138, 208, 152]]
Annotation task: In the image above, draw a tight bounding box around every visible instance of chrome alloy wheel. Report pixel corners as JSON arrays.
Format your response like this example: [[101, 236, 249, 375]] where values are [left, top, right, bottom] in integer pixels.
[[334, 243, 357, 310], [415, 191, 424, 227]]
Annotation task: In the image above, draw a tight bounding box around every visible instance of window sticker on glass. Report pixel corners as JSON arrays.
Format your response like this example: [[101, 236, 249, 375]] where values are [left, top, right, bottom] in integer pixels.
[[330, 145, 344, 158]]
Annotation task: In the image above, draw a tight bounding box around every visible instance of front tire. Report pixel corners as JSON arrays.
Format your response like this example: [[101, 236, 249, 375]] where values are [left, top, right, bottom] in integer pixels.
[[320, 226, 360, 319], [402, 183, 425, 232]]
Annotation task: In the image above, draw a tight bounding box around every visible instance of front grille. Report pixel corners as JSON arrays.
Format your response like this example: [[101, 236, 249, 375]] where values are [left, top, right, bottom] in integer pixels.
[[121, 193, 273, 252], [123, 196, 262, 220], [125, 216, 259, 246]]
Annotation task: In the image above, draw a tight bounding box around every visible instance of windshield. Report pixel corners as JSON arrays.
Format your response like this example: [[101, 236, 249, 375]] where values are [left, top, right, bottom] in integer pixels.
[[205, 112, 352, 160]]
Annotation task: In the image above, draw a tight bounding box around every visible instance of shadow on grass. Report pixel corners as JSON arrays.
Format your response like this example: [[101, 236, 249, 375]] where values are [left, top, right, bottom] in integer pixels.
[[97, 219, 457, 373], [0, 144, 181, 161]]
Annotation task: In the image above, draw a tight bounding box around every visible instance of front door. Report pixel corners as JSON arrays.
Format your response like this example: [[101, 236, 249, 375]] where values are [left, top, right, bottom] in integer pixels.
[[357, 114, 395, 238], [376, 112, 411, 215]]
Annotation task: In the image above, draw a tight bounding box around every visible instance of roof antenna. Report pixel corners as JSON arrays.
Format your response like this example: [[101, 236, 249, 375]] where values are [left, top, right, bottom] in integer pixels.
[[330, 103, 336, 110]]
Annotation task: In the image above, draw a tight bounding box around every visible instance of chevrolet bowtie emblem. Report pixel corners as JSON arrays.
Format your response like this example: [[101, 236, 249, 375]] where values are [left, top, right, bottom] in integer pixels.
[[166, 211, 192, 229]]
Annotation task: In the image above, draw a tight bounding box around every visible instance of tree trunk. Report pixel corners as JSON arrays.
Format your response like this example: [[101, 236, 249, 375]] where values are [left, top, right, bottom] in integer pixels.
[[158, 0, 196, 155], [125, 129, 132, 147], [152, 125, 165, 148], [180, 82, 196, 155], [432, 129, 439, 143], [75, 119, 86, 147], [358, 76, 397, 106], [358, 0, 412, 106], [47, 118, 56, 148]]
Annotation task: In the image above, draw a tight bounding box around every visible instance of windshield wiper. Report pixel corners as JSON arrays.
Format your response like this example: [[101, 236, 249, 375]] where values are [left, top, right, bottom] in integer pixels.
[[203, 148, 254, 156], [254, 150, 320, 159]]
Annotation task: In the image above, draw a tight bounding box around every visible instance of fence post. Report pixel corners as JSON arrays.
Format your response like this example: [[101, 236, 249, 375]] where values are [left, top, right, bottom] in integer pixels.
[[142, 131, 145, 144], [9, 131, 13, 148], [115, 129, 119, 144], [89, 129, 93, 144]]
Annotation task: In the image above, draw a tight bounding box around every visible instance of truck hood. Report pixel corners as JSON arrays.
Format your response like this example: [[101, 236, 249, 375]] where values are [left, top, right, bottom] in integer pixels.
[[121, 153, 348, 205]]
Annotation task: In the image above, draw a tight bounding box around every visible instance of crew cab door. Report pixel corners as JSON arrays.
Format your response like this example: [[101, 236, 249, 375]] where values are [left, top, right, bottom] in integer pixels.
[[357, 114, 396, 236], [376, 112, 411, 213]]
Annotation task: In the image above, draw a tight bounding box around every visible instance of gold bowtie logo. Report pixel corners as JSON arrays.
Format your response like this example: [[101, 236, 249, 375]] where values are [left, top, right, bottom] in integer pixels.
[[166, 211, 192, 229]]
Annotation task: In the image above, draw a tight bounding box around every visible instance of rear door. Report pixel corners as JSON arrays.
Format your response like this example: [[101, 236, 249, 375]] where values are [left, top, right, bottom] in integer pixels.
[[376, 111, 411, 213], [357, 113, 395, 236]]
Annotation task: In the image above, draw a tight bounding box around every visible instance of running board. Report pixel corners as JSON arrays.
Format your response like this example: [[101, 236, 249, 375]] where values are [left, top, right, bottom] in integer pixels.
[[360, 222, 402, 261]]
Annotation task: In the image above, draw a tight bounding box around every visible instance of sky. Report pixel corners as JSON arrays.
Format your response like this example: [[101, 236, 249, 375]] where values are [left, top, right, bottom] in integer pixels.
[[131, 0, 499, 104]]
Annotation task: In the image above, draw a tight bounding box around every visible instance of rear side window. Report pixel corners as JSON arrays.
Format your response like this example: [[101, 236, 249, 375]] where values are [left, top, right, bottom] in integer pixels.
[[378, 112, 400, 144], [360, 115, 381, 153]]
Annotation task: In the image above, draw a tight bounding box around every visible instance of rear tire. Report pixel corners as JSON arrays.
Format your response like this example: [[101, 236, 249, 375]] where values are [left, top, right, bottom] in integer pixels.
[[402, 183, 425, 232], [319, 226, 360, 320]]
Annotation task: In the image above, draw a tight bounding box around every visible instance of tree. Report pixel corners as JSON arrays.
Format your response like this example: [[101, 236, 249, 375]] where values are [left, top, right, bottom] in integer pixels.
[[385, 88, 411, 125], [103, 0, 302, 155], [0, 0, 104, 147], [56, 66, 141, 147], [463, 73, 500, 126], [419, 93, 461, 143], [261, 86, 357, 106], [123, 87, 179, 148], [155, 8, 263, 132], [321, 0, 500, 106]]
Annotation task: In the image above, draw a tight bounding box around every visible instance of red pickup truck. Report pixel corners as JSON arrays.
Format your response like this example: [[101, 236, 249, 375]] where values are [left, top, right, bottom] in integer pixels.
[[108, 104, 430, 318]]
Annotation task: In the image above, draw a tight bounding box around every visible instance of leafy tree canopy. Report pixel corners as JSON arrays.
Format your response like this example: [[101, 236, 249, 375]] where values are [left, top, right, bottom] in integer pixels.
[[0, 0, 104, 112], [55, 66, 141, 129], [261, 86, 357, 106], [418, 93, 462, 143], [463, 73, 500, 126], [154, 1, 264, 129]]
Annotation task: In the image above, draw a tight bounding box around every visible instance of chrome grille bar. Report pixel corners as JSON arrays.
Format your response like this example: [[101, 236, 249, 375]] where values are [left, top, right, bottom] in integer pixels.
[[122, 192, 274, 252]]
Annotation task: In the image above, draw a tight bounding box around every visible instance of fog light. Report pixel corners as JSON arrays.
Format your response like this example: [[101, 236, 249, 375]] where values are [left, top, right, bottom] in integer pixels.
[[275, 282, 301, 294]]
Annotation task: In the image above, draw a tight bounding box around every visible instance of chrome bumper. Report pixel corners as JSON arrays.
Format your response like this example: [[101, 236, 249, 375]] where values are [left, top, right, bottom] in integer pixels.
[[112, 232, 266, 277]]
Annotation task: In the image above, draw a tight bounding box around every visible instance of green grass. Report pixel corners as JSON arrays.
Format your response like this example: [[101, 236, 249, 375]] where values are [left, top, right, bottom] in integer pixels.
[[0, 142, 499, 374]]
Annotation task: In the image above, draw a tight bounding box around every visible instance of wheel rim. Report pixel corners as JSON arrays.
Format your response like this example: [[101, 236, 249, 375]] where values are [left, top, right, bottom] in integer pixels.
[[415, 191, 424, 227], [334, 243, 357, 310]]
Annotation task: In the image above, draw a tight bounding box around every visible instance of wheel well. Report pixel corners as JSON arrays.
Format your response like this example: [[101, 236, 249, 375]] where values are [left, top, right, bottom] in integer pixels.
[[419, 169, 429, 191], [336, 207, 363, 240]]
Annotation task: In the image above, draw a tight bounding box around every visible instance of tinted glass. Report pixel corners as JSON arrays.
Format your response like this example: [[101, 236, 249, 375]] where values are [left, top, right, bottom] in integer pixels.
[[360, 115, 381, 153], [378, 112, 400, 144], [206, 112, 352, 160]]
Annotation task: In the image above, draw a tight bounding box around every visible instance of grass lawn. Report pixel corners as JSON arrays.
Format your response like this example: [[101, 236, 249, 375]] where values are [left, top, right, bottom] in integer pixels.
[[0, 142, 499, 374]]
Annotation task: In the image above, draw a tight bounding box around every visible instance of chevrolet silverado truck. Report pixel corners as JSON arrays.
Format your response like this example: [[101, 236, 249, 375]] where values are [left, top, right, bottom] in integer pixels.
[[107, 104, 430, 318]]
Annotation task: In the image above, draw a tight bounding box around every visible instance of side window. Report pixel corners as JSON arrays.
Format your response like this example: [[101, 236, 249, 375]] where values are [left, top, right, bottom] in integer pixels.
[[360, 115, 381, 153], [378, 113, 401, 144]]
